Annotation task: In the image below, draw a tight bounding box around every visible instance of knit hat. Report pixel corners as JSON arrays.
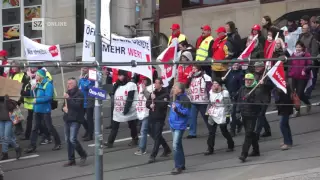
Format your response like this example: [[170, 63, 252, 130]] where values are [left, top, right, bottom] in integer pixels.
[[181, 51, 193, 61], [254, 61, 264, 67], [36, 69, 46, 78], [118, 69, 128, 77], [244, 73, 255, 80]]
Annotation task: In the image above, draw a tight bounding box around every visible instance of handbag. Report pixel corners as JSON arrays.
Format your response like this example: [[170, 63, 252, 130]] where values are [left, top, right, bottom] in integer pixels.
[[291, 91, 301, 110], [9, 106, 24, 125]]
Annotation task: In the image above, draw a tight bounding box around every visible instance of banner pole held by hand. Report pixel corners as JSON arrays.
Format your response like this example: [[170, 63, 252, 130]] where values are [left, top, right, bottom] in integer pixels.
[[60, 65, 67, 106], [246, 73, 268, 96]]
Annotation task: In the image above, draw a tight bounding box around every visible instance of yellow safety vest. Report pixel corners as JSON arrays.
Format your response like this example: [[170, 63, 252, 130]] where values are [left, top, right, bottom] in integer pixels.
[[24, 84, 34, 110], [168, 34, 186, 46], [196, 36, 214, 61], [46, 71, 52, 81], [11, 72, 24, 82]]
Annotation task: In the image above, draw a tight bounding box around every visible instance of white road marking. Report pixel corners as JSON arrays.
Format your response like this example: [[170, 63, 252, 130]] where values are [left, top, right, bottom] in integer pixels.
[[88, 103, 318, 147], [0, 154, 39, 164]]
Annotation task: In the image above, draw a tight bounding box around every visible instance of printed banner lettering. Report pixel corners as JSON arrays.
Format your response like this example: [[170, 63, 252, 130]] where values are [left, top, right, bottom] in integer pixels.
[[23, 36, 62, 61], [82, 19, 152, 80]]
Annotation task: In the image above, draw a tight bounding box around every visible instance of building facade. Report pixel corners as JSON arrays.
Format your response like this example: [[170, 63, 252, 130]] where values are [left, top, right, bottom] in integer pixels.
[[159, 0, 320, 45]]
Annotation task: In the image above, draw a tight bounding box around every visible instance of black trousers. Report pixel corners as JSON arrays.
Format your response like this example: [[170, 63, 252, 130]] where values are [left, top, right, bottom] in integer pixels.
[[241, 116, 259, 156], [205, 118, 234, 151], [83, 107, 94, 136], [291, 78, 311, 109], [230, 103, 242, 131], [107, 120, 138, 144], [148, 121, 171, 158], [24, 109, 34, 139]]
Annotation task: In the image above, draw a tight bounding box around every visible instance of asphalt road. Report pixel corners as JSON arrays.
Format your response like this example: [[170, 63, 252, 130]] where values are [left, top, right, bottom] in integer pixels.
[[3, 70, 320, 180]]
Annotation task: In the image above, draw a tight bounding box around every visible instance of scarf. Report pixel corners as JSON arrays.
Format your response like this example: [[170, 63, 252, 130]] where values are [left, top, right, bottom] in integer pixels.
[[293, 51, 305, 57], [245, 80, 257, 88]]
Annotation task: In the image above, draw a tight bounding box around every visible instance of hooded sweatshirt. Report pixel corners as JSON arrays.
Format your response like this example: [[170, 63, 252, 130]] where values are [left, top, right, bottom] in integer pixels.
[[177, 51, 193, 84]]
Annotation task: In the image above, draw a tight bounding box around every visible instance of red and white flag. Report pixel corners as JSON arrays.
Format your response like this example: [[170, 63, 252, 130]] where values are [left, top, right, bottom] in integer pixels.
[[238, 35, 258, 69], [267, 60, 287, 94], [265, 32, 279, 70], [305, 70, 314, 92], [156, 38, 179, 87]]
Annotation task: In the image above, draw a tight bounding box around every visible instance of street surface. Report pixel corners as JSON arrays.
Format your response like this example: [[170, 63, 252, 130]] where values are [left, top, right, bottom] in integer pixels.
[[3, 70, 320, 180]]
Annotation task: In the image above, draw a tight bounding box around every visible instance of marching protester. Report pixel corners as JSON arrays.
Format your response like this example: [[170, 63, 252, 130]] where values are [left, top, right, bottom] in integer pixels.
[[206, 80, 234, 154], [310, 16, 320, 41], [62, 77, 87, 167], [222, 63, 244, 137], [169, 83, 191, 175], [264, 27, 280, 59], [0, 95, 22, 160], [246, 25, 265, 61], [134, 75, 153, 156], [104, 70, 139, 148], [177, 51, 193, 85], [78, 67, 95, 141], [225, 21, 243, 58], [186, 65, 212, 139], [212, 26, 234, 79], [195, 25, 214, 76], [178, 41, 196, 60], [237, 73, 263, 162], [253, 61, 273, 139], [0, 50, 9, 77], [20, 66, 40, 141], [300, 15, 310, 26], [146, 78, 171, 163], [288, 41, 312, 117], [299, 23, 319, 98], [168, 24, 187, 46], [25, 69, 61, 153], [274, 85, 294, 150], [9, 61, 29, 136], [261, 16, 274, 38]]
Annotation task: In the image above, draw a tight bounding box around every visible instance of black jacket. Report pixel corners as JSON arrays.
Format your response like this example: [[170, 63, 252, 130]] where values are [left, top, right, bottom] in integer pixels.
[[223, 70, 244, 100], [254, 71, 274, 103], [0, 96, 17, 121], [146, 88, 170, 123], [62, 87, 84, 123], [275, 87, 293, 116], [236, 85, 263, 117], [227, 31, 243, 58]]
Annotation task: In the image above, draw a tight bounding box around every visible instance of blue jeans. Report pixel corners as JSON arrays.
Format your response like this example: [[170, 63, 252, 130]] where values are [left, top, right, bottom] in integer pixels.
[[280, 115, 292, 145], [0, 121, 18, 152], [139, 117, 149, 152], [188, 104, 208, 136], [255, 105, 271, 136], [65, 122, 87, 161], [172, 129, 185, 169], [30, 113, 61, 147]]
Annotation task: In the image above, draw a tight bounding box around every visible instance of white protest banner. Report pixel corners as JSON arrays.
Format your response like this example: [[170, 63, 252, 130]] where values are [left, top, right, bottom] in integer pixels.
[[82, 19, 152, 80], [23, 36, 62, 61], [101, 0, 111, 44]]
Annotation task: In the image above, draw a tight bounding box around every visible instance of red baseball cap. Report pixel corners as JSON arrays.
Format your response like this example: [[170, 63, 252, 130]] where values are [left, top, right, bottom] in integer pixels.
[[201, 25, 211, 31], [0, 50, 8, 57], [171, 24, 180, 30], [215, 26, 226, 33]]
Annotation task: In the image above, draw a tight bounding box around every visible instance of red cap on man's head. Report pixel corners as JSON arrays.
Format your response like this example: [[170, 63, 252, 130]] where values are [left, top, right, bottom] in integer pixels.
[[215, 26, 226, 33], [171, 24, 180, 30], [0, 50, 8, 57], [201, 25, 211, 31]]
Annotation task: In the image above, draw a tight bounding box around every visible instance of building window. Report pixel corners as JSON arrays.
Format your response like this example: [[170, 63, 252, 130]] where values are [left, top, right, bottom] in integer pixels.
[[1, 0, 43, 58], [260, 0, 284, 4], [182, 0, 253, 9]]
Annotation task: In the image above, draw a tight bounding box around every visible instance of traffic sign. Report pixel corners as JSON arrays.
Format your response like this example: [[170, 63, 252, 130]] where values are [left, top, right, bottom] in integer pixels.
[[88, 87, 107, 100]]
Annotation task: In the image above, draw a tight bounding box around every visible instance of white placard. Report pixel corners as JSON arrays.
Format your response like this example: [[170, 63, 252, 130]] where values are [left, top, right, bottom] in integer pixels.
[[23, 36, 62, 61], [82, 19, 152, 80], [88, 69, 97, 81], [101, 0, 111, 45]]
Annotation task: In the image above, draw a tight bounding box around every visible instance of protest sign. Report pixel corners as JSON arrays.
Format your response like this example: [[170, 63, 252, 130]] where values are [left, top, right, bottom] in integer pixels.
[[0, 76, 22, 101], [23, 36, 62, 61], [82, 19, 152, 80], [101, 0, 111, 44]]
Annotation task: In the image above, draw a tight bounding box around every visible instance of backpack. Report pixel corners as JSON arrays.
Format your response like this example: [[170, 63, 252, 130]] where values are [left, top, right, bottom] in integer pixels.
[[43, 81, 58, 110]]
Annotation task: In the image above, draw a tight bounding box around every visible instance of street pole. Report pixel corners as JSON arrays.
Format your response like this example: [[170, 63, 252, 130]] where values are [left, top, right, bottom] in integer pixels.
[[95, 0, 103, 179]]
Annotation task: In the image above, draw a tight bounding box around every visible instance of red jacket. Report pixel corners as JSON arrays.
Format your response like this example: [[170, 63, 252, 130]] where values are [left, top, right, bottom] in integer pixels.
[[112, 69, 132, 83], [212, 36, 229, 71], [177, 65, 193, 84]]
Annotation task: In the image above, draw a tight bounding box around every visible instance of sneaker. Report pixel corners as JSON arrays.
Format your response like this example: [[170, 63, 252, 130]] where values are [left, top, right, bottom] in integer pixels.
[[40, 139, 52, 145], [63, 161, 76, 167], [281, 144, 291, 151], [24, 146, 36, 154], [15, 147, 22, 159], [79, 154, 87, 166], [104, 142, 113, 148], [128, 139, 138, 146], [52, 144, 62, 151], [171, 168, 182, 175], [248, 151, 260, 157], [134, 149, 146, 156], [160, 149, 172, 157], [261, 131, 271, 137], [148, 157, 156, 164]]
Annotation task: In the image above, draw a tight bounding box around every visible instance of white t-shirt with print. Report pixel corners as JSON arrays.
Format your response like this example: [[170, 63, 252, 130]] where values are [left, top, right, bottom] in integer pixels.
[[113, 82, 138, 122], [188, 74, 211, 104], [136, 84, 153, 120], [207, 90, 229, 124]]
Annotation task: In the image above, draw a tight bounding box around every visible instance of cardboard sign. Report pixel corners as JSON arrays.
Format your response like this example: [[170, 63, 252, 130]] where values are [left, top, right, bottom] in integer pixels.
[[0, 76, 23, 101], [88, 69, 97, 81]]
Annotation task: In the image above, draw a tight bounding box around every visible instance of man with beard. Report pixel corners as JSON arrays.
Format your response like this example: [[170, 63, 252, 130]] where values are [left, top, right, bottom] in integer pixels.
[[237, 73, 263, 162], [253, 62, 272, 139]]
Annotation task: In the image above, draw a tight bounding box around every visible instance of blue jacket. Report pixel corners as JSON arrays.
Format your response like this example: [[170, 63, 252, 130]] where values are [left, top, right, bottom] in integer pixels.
[[78, 77, 95, 108], [168, 93, 191, 130], [32, 78, 53, 113], [224, 70, 244, 100]]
